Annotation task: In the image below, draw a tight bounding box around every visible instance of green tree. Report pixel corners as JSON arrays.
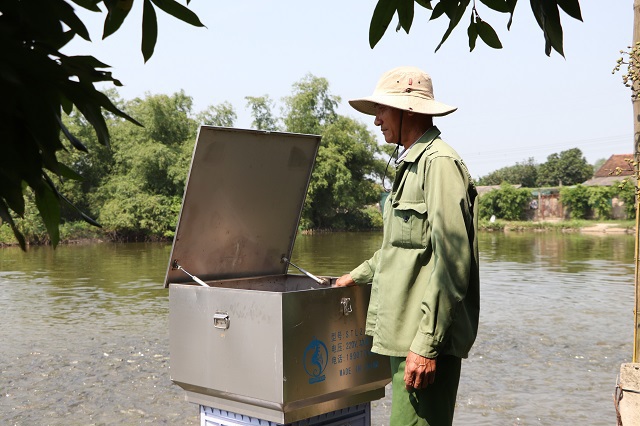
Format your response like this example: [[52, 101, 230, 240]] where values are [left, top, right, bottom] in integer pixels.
[[3, 0, 586, 249], [593, 157, 606, 173], [0, 0, 204, 249], [537, 148, 593, 187], [304, 116, 383, 230], [477, 157, 538, 187], [283, 74, 340, 135], [197, 102, 238, 127], [245, 95, 280, 131], [85, 91, 234, 240], [277, 74, 385, 230], [369, 0, 582, 57]]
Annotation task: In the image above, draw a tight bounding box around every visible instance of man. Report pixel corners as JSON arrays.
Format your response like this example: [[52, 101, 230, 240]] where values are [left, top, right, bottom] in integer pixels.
[[335, 66, 479, 426]]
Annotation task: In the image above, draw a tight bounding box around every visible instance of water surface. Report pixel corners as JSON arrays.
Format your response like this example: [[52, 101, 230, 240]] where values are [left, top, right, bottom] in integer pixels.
[[0, 232, 634, 425]]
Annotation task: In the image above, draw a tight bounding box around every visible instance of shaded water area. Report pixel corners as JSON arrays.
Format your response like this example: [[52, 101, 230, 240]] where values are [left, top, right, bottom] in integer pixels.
[[0, 232, 634, 425]]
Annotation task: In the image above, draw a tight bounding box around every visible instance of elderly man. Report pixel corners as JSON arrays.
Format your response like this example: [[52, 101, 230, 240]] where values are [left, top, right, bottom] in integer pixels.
[[335, 66, 479, 426]]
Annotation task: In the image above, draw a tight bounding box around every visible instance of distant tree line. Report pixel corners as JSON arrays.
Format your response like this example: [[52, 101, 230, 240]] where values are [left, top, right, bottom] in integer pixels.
[[1, 75, 390, 245], [476, 148, 596, 188]]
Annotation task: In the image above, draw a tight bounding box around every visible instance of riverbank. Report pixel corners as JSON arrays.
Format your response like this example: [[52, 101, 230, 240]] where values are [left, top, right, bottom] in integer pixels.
[[0, 219, 636, 248], [479, 218, 636, 234]]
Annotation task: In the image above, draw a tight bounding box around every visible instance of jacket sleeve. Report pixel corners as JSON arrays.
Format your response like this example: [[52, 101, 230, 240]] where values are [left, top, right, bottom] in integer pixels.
[[349, 249, 380, 284], [409, 157, 473, 358]]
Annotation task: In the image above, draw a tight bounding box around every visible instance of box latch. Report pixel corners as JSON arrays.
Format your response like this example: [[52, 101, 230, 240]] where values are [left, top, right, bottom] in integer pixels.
[[213, 312, 230, 330]]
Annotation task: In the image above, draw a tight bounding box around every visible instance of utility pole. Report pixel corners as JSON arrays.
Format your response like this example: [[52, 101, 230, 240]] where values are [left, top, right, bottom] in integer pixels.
[[633, 0, 640, 363], [617, 3, 640, 425]]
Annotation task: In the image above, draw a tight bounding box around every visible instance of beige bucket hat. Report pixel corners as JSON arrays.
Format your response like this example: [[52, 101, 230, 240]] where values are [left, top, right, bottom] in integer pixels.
[[349, 66, 457, 117]]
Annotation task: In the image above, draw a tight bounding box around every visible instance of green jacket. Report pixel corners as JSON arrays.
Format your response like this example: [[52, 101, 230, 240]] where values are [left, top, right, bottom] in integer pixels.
[[350, 127, 480, 359]]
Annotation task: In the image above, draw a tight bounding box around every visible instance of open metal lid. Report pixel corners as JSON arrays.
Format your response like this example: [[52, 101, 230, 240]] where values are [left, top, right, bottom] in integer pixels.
[[164, 127, 321, 287]]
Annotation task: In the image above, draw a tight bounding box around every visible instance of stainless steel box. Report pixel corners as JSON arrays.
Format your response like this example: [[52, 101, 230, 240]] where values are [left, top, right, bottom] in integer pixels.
[[164, 127, 390, 424]]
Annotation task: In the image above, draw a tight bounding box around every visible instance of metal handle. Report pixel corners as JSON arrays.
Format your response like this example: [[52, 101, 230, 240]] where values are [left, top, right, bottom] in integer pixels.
[[341, 298, 352, 316], [281, 257, 329, 285], [213, 312, 230, 330]]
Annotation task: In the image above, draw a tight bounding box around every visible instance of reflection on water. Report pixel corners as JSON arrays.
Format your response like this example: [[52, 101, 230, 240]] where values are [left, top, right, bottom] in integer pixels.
[[0, 233, 635, 425]]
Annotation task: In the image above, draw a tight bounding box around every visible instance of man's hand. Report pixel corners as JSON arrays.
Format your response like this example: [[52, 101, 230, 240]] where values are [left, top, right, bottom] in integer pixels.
[[335, 274, 356, 287], [404, 351, 436, 390]]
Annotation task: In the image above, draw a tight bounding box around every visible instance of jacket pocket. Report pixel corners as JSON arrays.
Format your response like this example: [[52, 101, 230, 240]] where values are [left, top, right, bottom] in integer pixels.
[[389, 201, 428, 249]]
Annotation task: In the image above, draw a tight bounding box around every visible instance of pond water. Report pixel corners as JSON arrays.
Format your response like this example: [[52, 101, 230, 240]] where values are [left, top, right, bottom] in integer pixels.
[[0, 232, 634, 425]]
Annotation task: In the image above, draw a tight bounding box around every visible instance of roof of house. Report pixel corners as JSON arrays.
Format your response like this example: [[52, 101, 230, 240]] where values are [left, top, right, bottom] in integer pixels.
[[593, 154, 634, 178]]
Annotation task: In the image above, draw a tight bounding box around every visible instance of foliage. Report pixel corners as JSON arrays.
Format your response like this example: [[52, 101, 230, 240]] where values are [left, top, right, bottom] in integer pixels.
[[1, 76, 390, 244], [245, 96, 280, 131], [560, 184, 591, 219], [90, 91, 232, 240], [283, 74, 340, 135], [561, 183, 636, 220], [587, 186, 614, 219], [197, 102, 237, 128], [0, 0, 203, 249], [536, 148, 593, 187], [477, 157, 538, 187], [58, 91, 233, 242], [478, 182, 532, 220], [593, 158, 607, 173], [282, 75, 385, 230], [368, 0, 582, 56], [616, 180, 638, 219]]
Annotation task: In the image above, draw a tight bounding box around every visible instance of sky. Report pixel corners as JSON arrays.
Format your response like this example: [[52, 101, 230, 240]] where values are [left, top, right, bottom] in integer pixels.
[[64, 1, 633, 179]]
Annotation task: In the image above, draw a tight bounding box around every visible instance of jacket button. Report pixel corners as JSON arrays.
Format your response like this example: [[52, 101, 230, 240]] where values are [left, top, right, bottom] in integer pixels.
[[403, 216, 409, 222]]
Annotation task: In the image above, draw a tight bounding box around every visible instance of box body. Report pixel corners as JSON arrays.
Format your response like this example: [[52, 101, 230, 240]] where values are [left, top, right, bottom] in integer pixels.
[[170, 276, 388, 423]]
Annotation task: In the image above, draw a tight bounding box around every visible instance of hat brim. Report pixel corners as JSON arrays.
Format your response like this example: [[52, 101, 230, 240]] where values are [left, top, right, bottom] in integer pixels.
[[349, 94, 457, 117]]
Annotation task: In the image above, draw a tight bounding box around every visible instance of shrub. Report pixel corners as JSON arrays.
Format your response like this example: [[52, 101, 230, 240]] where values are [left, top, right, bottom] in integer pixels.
[[478, 183, 532, 221], [560, 185, 591, 219]]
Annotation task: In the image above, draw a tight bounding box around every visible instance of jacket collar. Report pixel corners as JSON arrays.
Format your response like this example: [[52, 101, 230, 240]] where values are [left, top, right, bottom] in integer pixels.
[[399, 126, 441, 164]]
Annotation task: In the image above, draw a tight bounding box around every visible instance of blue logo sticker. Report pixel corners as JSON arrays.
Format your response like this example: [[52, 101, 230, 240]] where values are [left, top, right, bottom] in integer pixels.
[[303, 337, 328, 384]]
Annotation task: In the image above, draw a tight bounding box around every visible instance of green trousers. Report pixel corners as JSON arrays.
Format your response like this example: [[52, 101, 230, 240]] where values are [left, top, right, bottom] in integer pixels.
[[389, 355, 461, 426]]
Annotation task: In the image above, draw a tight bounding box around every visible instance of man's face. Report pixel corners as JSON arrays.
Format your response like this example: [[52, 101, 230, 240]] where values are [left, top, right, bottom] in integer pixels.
[[374, 104, 402, 144]]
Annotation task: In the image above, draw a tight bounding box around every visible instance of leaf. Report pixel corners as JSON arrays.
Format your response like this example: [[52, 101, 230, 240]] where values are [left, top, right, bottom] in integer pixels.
[[103, 0, 134, 39], [58, 192, 102, 227], [69, 0, 102, 12], [149, 0, 205, 27], [0, 200, 27, 251], [369, 0, 397, 48], [397, 0, 415, 33], [56, 115, 88, 152], [468, 15, 478, 52], [142, 0, 158, 62], [57, 0, 92, 41], [557, 0, 582, 21], [416, 0, 433, 9], [34, 180, 61, 247], [430, 0, 457, 21], [506, 0, 517, 29], [476, 19, 503, 49], [61, 95, 74, 116], [478, 0, 510, 13], [0, 173, 26, 216], [530, 0, 564, 57], [434, 0, 470, 52], [56, 163, 84, 181]]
